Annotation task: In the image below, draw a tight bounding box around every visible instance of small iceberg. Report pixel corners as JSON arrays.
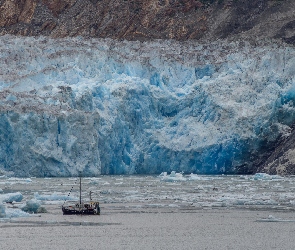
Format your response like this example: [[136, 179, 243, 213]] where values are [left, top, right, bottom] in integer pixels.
[[159, 171, 186, 182], [188, 173, 202, 180], [0, 202, 34, 219], [0, 192, 23, 203], [187, 173, 212, 181], [21, 199, 41, 213], [253, 173, 283, 180]]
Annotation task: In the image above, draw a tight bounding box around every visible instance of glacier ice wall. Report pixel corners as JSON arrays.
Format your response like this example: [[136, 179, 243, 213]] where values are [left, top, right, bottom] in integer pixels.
[[1, 35, 295, 176]]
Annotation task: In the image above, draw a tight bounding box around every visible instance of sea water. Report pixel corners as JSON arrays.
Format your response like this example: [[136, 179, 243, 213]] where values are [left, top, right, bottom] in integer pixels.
[[0, 173, 295, 219]]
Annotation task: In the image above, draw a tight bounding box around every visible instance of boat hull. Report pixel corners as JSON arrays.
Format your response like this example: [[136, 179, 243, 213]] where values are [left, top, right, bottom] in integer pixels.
[[62, 202, 100, 215]]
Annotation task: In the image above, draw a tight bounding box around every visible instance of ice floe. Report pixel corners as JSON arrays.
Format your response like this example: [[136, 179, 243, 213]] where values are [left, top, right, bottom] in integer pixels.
[[34, 192, 77, 201], [159, 171, 186, 182], [252, 173, 284, 180], [21, 199, 41, 213], [0, 192, 23, 203]]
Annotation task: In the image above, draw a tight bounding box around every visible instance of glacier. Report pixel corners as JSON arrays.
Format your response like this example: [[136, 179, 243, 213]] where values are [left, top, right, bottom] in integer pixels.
[[1, 35, 295, 177]]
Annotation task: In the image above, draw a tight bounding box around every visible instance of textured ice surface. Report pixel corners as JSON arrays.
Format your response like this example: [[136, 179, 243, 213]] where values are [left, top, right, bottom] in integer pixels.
[[1, 35, 295, 176], [0, 203, 31, 219], [253, 173, 284, 180], [0, 192, 30, 219], [0, 192, 23, 203], [21, 198, 41, 213], [159, 171, 186, 182]]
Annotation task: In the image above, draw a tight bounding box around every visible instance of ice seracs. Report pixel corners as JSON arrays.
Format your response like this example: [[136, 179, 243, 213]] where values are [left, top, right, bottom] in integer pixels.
[[1, 36, 295, 176]]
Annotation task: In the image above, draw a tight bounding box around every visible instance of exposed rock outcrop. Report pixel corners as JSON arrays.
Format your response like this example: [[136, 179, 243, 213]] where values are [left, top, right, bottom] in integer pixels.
[[0, 0, 295, 44], [258, 126, 295, 175]]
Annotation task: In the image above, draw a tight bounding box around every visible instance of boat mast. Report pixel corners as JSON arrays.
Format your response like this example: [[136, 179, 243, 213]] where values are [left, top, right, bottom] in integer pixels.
[[79, 171, 82, 205]]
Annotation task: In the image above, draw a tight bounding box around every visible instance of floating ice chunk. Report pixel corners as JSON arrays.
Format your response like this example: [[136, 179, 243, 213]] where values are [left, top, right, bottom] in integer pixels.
[[160, 171, 186, 182], [158, 172, 167, 177], [187, 173, 212, 181], [5, 208, 32, 218], [188, 174, 201, 180], [21, 199, 41, 213], [0, 192, 23, 203], [0, 203, 32, 219], [7, 177, 32, 182], [0, 203, 5, 218], [239, 175, 248, 179], [264, 215, 279, 221], [34, 192, 77, 201], [169, 171, 177, 177], [256, 215, 295, 222], [168, 204, 179, 208], [253, 173, 272, 180], [68, 178, 78, 181], [233, 199, 249, 205], [253, 173, 283, 180], [271, 175, 284, 180]]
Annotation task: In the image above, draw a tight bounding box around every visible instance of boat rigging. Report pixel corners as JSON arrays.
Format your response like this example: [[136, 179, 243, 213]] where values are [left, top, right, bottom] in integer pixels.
[[62, 173, 100, 215]]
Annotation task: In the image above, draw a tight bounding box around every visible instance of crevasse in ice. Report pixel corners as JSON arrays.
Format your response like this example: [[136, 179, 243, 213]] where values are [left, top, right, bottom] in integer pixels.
[[1, 36, 295, 176]]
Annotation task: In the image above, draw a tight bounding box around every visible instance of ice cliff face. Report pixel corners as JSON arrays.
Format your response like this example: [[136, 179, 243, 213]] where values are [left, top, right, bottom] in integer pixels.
[[1, 35, 295, 177]]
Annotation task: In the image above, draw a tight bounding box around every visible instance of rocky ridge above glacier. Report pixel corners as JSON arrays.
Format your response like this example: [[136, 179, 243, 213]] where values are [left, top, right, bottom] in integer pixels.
[[0, 0, 295, 44]]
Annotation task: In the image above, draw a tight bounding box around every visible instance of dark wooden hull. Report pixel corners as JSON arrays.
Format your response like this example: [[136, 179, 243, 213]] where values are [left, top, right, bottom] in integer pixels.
[[62, 207, 99, 215], [62, 202, 100, 215]]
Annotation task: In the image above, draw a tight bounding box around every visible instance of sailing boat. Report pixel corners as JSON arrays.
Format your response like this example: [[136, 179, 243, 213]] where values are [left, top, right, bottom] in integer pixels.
[[62, 173, 100, 215]]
